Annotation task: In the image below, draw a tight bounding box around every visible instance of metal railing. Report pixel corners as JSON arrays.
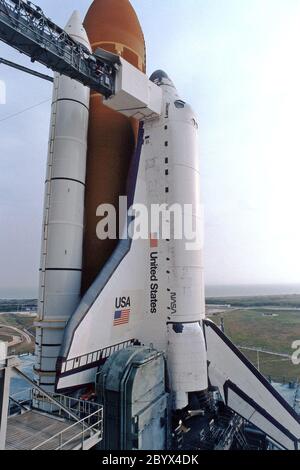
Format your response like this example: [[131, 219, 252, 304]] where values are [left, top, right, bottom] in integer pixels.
[[215, 414, 245, 450], [9, 388, 31, 415], [31, 389, 103, 450], [31, 389, 100, 421], [8, 383, 103, 450], [60, 339, 136, 374], [31, 407, 103, 450]]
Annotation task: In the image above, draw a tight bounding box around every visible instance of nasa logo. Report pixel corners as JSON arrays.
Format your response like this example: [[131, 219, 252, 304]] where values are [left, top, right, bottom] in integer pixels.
[[170, 292, 177, 315], [115, 297, 131, 309]]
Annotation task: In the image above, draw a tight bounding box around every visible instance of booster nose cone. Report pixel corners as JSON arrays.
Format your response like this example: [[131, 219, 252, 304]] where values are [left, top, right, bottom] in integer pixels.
[[150, 69, 176, 88], [65, 10, 91, 51]]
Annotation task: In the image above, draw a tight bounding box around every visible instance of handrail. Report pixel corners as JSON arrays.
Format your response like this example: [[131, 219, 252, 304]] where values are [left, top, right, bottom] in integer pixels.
[[10, 388, 31, 400], [9, 388, 32, 414], [31, 407, 103, 450], [8, 368, 103, 450], [9, 395, 28, 412], [12, 366, 82, 423], [60, 338, 136, 374], [32, 389, 99, 421]]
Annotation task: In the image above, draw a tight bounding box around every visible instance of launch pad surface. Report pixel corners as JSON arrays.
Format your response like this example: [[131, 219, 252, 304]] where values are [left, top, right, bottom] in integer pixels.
[[5, 400, 103, 451], [6, 410, 85, 450]]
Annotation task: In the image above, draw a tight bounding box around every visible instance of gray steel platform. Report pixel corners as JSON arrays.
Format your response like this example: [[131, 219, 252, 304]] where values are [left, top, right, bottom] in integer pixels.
[[6, 411, 86, 450]]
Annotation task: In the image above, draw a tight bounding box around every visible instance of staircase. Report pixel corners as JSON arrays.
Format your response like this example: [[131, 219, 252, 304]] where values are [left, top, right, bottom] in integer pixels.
[[6, 388, 103, 450]]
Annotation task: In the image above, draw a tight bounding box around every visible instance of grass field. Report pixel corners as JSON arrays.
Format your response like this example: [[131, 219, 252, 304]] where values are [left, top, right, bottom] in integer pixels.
[[1, 296, 300, 380], [207, 308, 300, 382], [0, 314, 35, 331], [0, 334, 13, 343], [207, 294, 300, 308]]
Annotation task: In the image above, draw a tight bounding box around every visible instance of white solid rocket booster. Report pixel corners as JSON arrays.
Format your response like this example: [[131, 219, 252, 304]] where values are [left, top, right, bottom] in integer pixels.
[[35, 11, 91, 392]]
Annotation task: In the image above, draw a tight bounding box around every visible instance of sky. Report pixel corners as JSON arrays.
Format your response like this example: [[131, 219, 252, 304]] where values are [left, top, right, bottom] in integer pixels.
[[1, 0, 300, 297]]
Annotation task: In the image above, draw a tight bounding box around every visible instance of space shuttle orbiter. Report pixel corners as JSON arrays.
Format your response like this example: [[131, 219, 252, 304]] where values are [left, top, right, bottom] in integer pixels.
[[35, 1, 300, 451]]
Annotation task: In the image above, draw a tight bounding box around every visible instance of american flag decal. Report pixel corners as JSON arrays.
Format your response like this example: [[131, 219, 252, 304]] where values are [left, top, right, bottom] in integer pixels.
[[150, 233, 158, 249], [113, 309, 130, 326]]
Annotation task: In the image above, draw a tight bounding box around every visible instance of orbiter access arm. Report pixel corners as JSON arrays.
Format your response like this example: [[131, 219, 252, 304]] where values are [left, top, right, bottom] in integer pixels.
[[0, 0, 162, 120]]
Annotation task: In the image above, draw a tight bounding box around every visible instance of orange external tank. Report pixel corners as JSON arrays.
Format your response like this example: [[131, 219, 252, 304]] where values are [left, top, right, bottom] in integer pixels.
[[81, 0, 146, 294]]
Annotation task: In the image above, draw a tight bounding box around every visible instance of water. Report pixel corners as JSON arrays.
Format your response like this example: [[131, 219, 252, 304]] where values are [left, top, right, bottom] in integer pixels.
[[1, 284, 300, 301], [11, 354, 35, 398], [205, 284, 300, 298], [0, 287, 38, 300]]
